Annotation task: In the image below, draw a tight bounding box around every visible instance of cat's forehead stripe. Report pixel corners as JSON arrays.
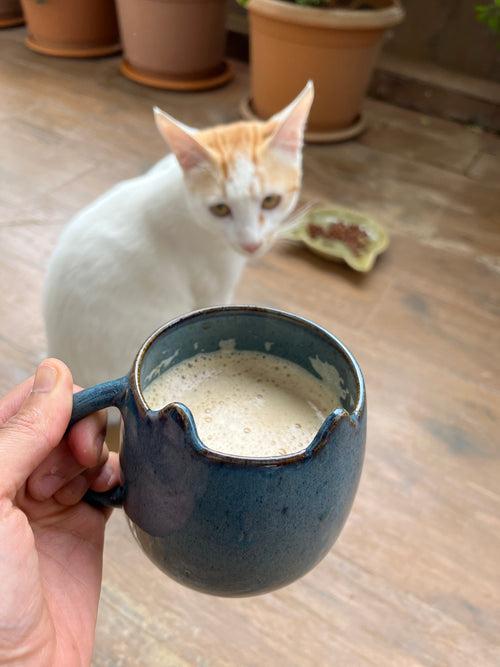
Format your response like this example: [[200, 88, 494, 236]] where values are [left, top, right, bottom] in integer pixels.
[[199, 121, 271, 159], [193, 121, 300, 201]]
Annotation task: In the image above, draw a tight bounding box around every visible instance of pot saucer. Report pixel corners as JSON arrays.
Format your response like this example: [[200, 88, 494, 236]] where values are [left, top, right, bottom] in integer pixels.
[[0, 15, 24, 28], [25, 36, 121, 58], [240, 96, 366, 144], [120, 59, 234, 92]]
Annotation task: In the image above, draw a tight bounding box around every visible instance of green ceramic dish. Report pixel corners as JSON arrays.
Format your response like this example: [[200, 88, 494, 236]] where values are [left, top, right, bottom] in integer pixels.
[[284, 205, 390, 272]]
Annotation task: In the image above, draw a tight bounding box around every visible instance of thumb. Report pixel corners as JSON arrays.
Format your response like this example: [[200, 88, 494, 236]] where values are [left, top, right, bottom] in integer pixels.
[[0, 359, 74, 499]]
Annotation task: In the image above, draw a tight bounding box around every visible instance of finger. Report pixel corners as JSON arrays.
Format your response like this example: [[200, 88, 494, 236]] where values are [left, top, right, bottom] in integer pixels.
[[91, 452, 122, 520], [27, 407, 107, 501], [0, 377, 86, 427], [52, 473, 90, 507], [23, 380, 106, 500], [54, 452, 121, 512], [89, 452, 122, 492], [0, 359, 73, 499], [0, 375, 34, 426], [27, 440, 109, 502], [66, 408, 107, 468]]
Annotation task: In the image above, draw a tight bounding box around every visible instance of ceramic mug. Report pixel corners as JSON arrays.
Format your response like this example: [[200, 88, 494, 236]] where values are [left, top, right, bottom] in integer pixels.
[[71, 306, 366, 597]]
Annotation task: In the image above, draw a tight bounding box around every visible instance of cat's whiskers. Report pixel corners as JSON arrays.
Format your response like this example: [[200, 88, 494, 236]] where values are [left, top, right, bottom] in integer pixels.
[[278, 200, 318, 236]]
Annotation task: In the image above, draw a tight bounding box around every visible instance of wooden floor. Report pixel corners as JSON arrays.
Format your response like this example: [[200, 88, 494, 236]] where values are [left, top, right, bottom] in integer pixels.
[[1, 27, 500, 667]]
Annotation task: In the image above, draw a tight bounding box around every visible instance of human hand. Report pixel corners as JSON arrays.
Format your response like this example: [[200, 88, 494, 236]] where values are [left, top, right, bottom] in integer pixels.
[[0, 359, 121, 667]]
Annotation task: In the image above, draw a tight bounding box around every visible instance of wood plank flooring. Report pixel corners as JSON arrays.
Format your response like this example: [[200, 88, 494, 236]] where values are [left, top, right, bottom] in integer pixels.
[[1, 27, 499, 667]]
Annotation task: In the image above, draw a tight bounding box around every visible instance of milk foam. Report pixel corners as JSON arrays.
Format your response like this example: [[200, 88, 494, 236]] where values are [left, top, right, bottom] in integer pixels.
[[143, 350, 340, 458]]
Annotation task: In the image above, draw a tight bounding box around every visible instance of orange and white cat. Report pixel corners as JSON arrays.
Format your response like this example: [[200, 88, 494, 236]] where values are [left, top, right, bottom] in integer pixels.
[[44, 83, 314, 387]]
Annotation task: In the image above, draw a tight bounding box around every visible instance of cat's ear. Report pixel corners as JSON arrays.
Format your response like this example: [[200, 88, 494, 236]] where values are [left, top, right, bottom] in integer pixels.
[[154, 107, 216, 173], [266, 81, 314, 158]]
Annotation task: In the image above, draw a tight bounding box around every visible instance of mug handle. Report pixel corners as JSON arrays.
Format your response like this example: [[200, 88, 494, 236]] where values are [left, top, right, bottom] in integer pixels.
[[69, 376, 129, 509]]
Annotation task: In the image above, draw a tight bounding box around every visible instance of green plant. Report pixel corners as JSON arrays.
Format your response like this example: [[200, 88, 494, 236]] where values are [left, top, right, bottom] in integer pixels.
[[476, 1, 500, 37]]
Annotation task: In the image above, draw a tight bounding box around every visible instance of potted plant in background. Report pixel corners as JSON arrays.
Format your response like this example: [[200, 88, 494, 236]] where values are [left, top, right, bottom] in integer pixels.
[[476, 0, 500, 41], [0, 0, 23, 28], [239, 0, 405, 143], [116, 0, 233, 91], [20, 0, 120, 58]]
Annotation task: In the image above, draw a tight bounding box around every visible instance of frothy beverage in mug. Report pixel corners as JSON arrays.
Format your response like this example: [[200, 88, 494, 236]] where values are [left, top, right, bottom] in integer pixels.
[[143, 350, 340, 458]]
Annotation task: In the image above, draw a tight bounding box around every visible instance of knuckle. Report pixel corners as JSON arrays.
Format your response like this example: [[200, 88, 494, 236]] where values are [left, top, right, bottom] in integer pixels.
[[2, 406, 49, 448]]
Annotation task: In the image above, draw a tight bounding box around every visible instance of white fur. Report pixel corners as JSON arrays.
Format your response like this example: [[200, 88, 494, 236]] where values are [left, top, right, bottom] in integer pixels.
[[227, 155, 256, 196], [44, 156, 246, 386], [44, 84, 314, 387]]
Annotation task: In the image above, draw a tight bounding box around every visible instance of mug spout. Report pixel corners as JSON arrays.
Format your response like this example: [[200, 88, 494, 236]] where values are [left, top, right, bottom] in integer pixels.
[[155, 401, 194, 427], [152, 402, 203, 451], [306, 407, 358, 456]]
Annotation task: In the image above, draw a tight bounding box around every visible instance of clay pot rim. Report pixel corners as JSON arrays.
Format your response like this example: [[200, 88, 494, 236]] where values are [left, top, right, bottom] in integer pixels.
[[120, 59, 233, 91], [248, 0, 405, 30], [240, 96, 367, 144]]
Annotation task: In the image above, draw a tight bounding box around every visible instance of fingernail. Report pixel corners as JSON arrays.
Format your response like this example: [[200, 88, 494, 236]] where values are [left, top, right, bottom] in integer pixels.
[[93, 461, 115, 490], [106, 463, 116, 487], [101, 462, 115, 487], [32, 364, 57, 394]]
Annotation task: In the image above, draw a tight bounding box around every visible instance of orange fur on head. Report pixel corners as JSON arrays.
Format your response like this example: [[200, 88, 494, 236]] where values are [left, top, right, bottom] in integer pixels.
[[188, 120, 301, 201], [153, 82, 314, 256]]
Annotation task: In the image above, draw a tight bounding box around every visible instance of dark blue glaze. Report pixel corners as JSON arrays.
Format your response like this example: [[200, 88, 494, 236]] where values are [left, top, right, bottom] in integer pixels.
[[73, 306, 366, 597], [70, 377, 128, 427]]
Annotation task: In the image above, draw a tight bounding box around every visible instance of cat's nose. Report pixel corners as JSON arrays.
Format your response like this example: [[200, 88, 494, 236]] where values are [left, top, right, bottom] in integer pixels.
[[241, 242, 262, 254]]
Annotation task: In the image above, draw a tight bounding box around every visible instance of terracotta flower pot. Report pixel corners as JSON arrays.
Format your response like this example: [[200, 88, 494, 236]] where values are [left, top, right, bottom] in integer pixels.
[[0, 0, 23, 28], [245, 0, 404, 143], [21, 0, 120, 58], [116, 0, 233, 91]]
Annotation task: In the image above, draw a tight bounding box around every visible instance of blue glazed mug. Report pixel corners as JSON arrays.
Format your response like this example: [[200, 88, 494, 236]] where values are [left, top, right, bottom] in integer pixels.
[[71, 306, 366, 597]]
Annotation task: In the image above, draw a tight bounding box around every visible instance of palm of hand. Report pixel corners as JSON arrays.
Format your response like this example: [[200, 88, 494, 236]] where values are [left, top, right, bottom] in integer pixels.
[[0, 361, 120, 667], [1, 494, 106, 666]]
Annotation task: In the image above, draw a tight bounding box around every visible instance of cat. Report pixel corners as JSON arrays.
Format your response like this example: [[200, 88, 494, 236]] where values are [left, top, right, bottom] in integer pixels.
[[43, 82, 314, 388]]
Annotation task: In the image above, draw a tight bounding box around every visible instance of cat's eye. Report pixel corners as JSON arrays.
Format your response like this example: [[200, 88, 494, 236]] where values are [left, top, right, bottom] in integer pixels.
[[210, 203, 231, 218], [262, 194, 282, 210]]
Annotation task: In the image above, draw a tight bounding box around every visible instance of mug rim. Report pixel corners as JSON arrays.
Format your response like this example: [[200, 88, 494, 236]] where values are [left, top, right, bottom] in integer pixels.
[[131, 305, 365, 466]]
